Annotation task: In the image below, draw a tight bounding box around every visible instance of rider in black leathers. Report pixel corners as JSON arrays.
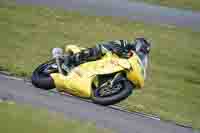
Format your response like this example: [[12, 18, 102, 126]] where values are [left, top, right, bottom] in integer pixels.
[[62, 38, 151, 73]]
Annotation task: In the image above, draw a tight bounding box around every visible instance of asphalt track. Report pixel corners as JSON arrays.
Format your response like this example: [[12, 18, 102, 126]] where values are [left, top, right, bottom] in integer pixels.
[[0, 74, 194, 133], [15, 0, 200, 31]]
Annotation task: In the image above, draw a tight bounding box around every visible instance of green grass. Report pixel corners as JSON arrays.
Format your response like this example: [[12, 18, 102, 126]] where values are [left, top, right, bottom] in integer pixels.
[[131, 0, 200, 11], [0, 101, 112, 133], [0, 2, 200, 129]]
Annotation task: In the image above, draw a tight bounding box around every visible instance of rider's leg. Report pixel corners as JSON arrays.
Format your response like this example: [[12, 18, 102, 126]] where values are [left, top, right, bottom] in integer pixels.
[[62, 45, 102, 72]]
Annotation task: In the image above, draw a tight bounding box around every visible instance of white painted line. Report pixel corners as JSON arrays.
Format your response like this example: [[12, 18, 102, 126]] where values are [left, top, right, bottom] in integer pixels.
[[0, 73, 31, 82], [7, 76, 23, 81], [0, 71, 12, 75], [1, 74, 23, 81], [149, 117, 161, 121], [7, 101, 15, 105], [25, 82, 32, 85], [110, 105, 161, 121]]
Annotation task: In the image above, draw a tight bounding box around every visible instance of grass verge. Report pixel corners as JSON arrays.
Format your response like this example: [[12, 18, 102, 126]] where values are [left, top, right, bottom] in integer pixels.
[[0, 2, 200, 129], [130, 0, 200, 11], [0, 101, 112, 133]]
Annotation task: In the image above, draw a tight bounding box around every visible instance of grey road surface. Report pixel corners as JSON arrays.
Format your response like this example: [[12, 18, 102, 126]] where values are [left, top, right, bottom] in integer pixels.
[[0, 74, 194, 133], [15, 0, 200, 31]]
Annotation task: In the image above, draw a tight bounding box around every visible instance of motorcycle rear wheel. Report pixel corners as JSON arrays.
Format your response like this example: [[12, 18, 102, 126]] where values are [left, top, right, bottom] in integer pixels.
[[92, 78, 133, 106]]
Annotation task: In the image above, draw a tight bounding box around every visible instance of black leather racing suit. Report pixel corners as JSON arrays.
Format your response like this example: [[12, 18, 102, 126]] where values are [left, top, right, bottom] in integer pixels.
[[63, 38, 150, 71]]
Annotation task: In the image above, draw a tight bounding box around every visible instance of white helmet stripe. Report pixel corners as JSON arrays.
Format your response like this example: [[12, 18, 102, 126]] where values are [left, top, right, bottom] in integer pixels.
[[114, 40, 121, 46], [124, 40, 128, 46]]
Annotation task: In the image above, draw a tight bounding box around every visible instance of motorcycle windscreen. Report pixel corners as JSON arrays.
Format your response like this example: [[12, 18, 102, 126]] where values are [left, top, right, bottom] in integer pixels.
[[127, 54, 145, 88]]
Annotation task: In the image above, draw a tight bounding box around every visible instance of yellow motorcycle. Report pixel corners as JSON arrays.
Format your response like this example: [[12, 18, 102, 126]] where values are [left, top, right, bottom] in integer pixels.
[[32, 45, 147, 105]]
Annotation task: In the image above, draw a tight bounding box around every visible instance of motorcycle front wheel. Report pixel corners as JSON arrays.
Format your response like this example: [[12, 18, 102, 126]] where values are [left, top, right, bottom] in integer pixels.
[[92, 78, 133, 106], [31, 59, 58, 90]]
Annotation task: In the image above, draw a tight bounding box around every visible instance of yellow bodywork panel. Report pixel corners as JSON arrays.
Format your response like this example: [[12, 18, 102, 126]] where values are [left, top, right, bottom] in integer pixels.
[[51, 73, 94, 98], [51, 53, 131, 98], [127, 55, 145, 88]]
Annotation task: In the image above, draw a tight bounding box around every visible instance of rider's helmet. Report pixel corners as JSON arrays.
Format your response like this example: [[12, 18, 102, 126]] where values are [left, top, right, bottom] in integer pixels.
[[134, 38, 151, 54], [124, 37, 151, 58]]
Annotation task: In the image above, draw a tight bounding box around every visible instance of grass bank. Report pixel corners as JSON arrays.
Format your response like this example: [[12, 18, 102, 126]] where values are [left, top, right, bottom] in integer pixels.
[[0, 2, 200, 128], [131, 0, 200, 11], [0, 101, 111, 133]]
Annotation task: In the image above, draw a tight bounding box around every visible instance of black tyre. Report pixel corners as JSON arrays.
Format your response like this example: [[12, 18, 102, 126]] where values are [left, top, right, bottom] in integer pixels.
[[92, 79, 134, 106], [31, 59, 57, 90]]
